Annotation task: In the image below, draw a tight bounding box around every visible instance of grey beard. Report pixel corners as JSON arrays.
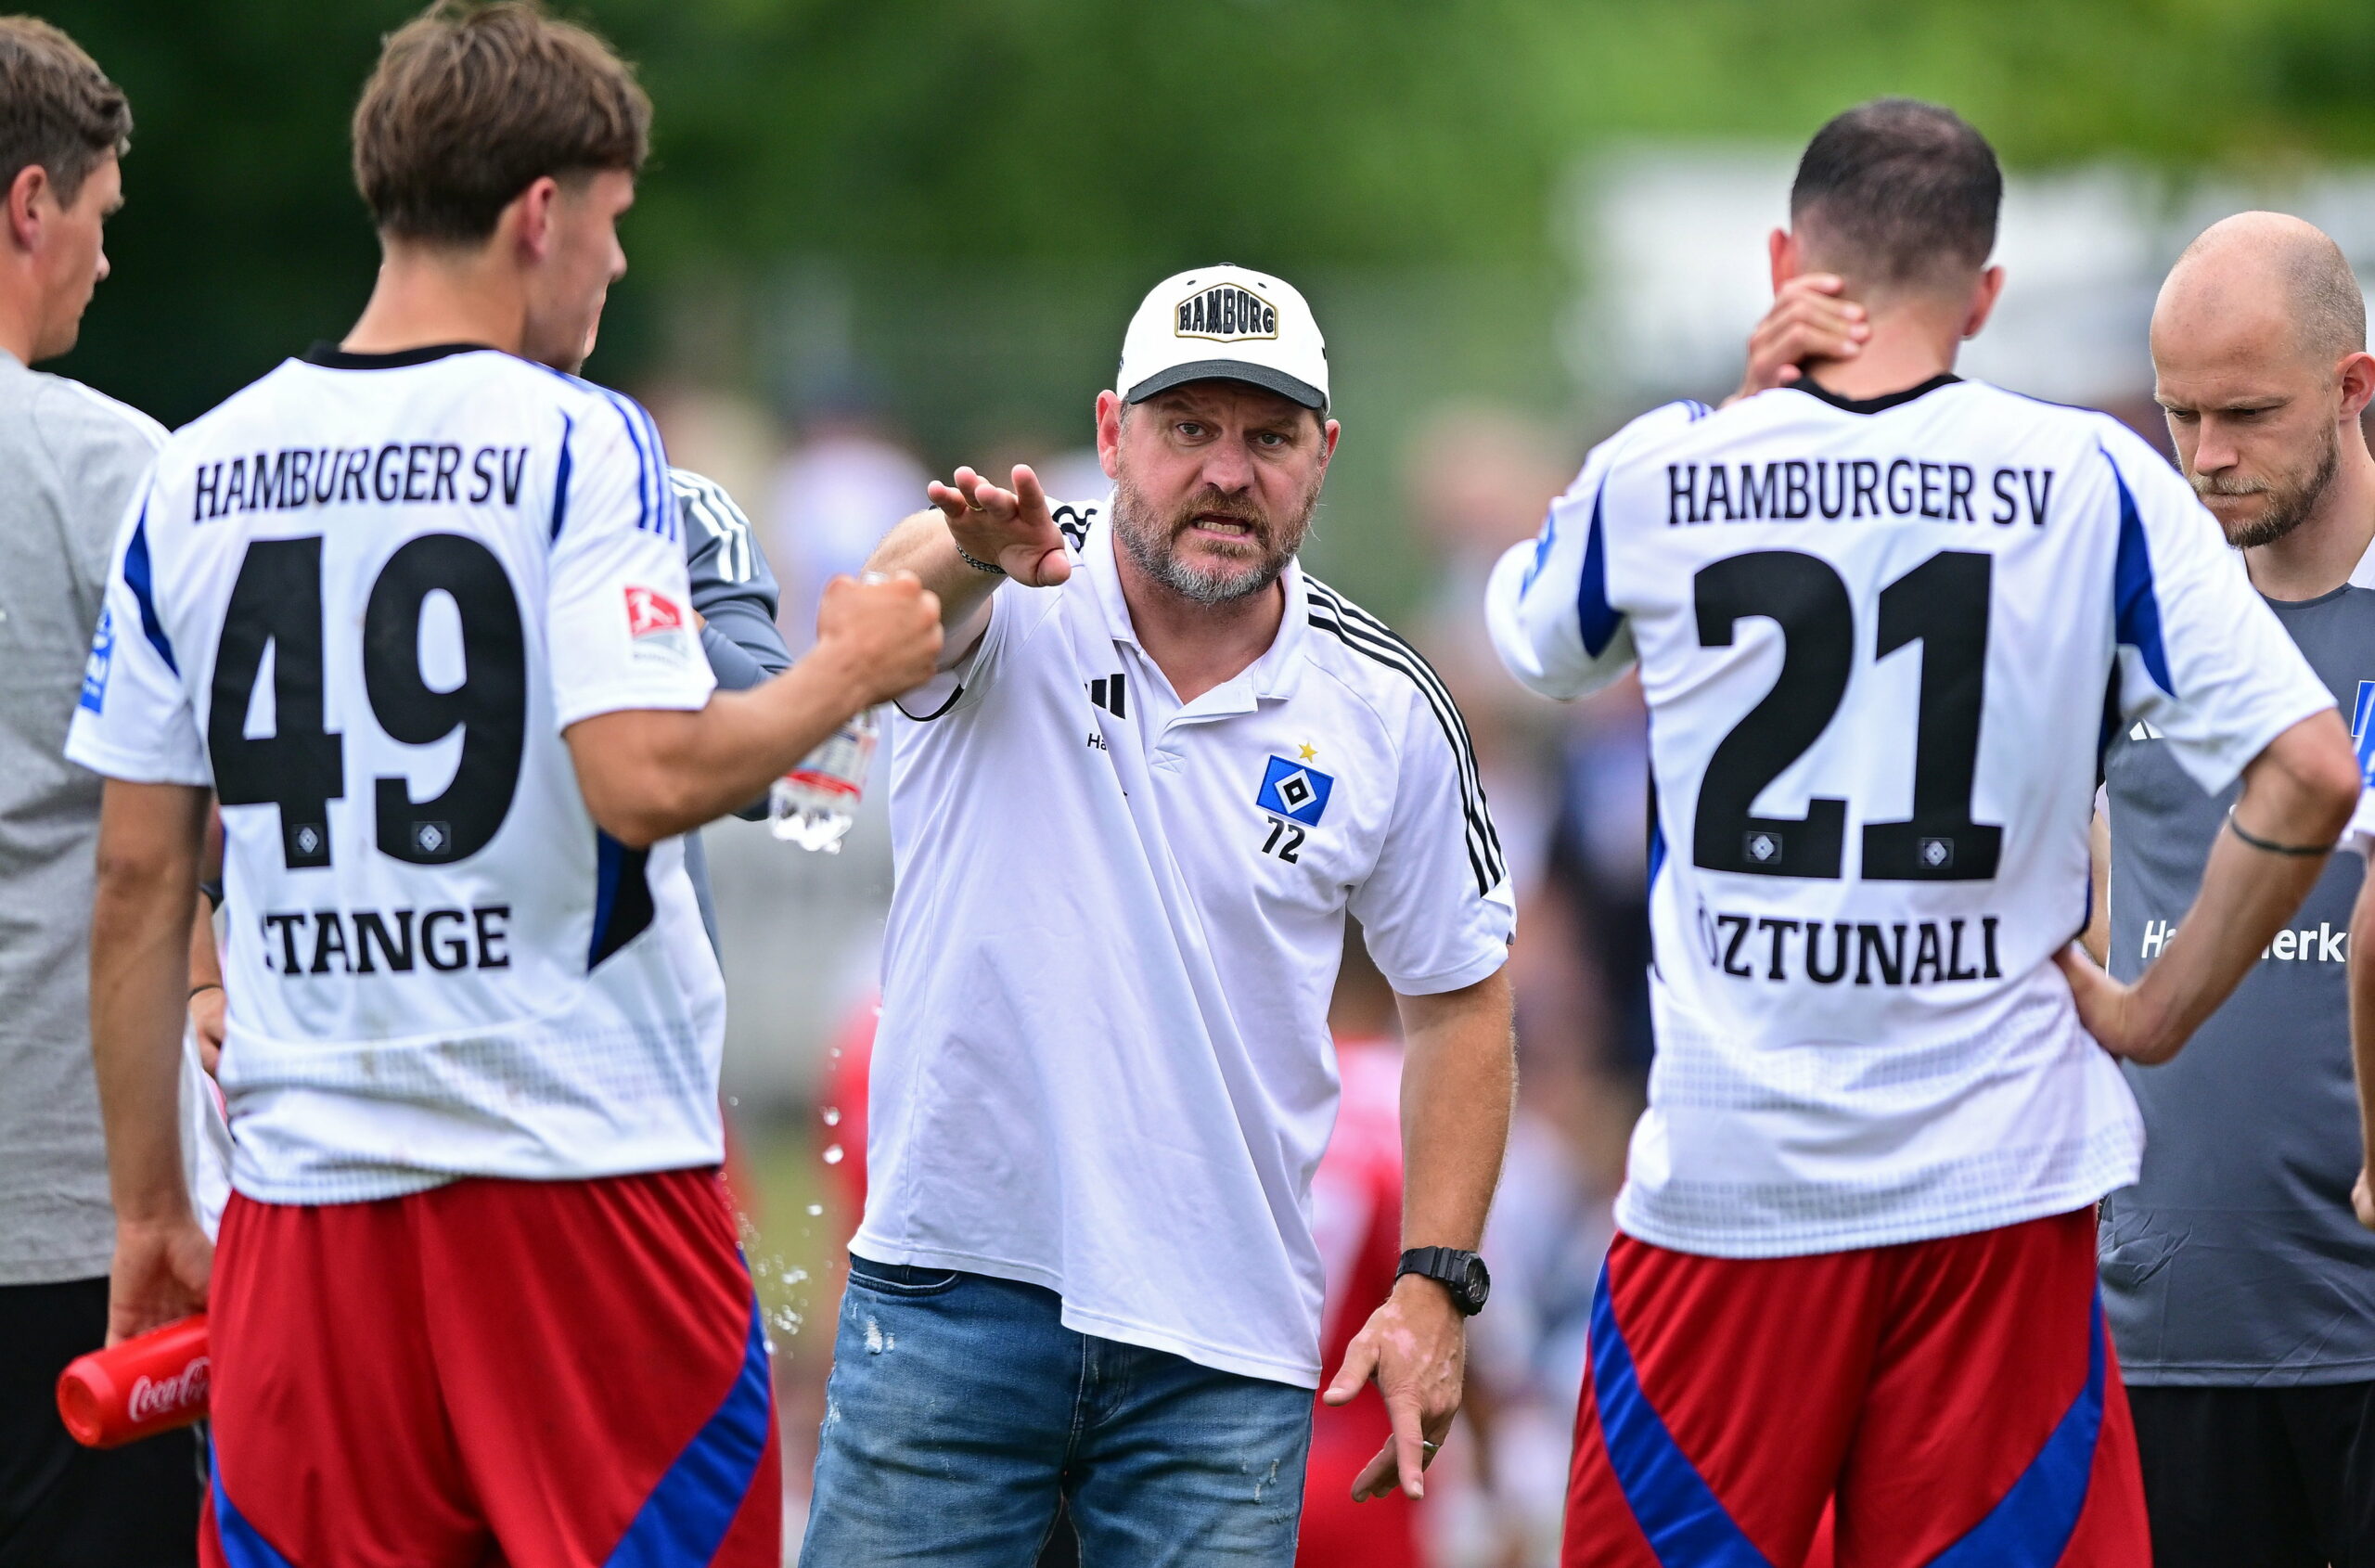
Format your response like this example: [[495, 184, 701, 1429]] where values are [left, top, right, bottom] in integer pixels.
[[1110, 486, 1307, 606]]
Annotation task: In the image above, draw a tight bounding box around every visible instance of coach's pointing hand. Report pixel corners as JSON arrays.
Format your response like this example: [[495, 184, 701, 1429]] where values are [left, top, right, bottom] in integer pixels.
[[814, 571, 944, 704], [928, 464, 1072, 587]]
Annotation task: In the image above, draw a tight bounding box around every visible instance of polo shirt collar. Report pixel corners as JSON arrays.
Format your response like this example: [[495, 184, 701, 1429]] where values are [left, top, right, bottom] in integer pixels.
[[1079, 502, 1309, 703]]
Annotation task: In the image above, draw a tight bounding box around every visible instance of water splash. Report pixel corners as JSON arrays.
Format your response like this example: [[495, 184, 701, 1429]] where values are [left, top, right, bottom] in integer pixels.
[[822, 1143, 845, 1165], [806, 1203, 824, 1217], [821, 1106, 841, 1127]]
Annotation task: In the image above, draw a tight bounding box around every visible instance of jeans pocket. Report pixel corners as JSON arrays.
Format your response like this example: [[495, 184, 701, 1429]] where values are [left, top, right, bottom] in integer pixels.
[[846, 1254, 966, 1297]]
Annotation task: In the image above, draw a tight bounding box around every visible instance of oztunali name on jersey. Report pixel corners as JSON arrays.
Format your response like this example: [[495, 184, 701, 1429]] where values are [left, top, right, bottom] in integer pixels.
[[1698, 907, 2004, 985]]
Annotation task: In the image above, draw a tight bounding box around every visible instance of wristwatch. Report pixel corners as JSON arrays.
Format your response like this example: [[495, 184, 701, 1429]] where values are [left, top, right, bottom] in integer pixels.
[[1397, 1247, 1490, 1317]]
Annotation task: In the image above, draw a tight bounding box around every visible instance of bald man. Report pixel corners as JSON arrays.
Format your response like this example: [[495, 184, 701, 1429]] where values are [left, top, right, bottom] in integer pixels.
[[2095, 215, 2375, 1568], [1732, 211, 2375, 1566]]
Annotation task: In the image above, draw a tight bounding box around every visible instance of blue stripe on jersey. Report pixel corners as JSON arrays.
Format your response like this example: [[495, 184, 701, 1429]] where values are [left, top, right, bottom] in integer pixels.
[[1587, 1265, 1775, 1568], [603, 1298, 773, 1567], [1576, 485, 1623, 658], [550, 413, 575, 542], [627, 398, 674, 543], [522, 362, 668, 541], [2104, 449, 2175, 697], [123, 506, 178, 675], [211, 1462, 299, 1568], [589, 829, 656, 970], [1925, 1296, 2108, 1567], [605, 391, 657, 537]]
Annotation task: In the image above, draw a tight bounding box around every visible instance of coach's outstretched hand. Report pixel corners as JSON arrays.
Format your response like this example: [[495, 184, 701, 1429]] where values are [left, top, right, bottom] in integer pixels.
[[1324, 1275, 1465, 1502], [814, 570, 945, 705], [927, 465, 1072, 587], [109, 1215, 211, 1346], [1726, 273, 1869, 406]]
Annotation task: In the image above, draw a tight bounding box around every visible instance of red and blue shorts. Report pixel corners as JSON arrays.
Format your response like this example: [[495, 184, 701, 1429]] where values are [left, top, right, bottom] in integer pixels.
[[1564, 1206, 2146, 1568], [201, 1167, 778, 1568]]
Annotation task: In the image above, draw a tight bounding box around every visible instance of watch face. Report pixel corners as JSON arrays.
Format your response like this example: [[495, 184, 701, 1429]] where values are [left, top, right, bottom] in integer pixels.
[[1461, 1255, 1491, 1312]]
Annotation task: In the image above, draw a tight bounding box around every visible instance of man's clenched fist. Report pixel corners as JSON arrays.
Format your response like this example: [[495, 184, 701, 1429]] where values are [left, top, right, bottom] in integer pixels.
[[816, 571, 944, 704]]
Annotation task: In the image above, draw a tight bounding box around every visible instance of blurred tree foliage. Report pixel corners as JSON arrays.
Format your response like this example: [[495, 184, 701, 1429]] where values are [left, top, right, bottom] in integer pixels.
[[39, 0, 2375, 425]]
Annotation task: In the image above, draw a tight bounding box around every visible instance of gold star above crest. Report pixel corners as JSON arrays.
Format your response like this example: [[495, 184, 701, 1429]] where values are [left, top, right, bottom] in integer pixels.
[[1297, 741, 1318, 762]]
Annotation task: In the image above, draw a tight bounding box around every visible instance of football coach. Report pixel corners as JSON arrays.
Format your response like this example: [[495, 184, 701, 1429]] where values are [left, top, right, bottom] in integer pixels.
[[798, 266, 1518, 1567]]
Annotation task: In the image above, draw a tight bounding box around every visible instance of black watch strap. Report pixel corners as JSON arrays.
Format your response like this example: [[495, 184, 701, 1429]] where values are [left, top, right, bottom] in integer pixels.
[[1396, 1246, 1489, 1317]]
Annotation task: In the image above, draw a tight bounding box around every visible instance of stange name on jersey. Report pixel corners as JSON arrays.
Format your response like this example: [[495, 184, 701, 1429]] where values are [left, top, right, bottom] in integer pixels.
[[1666, 457, 2056, 527], [192, 443, 535, 521]]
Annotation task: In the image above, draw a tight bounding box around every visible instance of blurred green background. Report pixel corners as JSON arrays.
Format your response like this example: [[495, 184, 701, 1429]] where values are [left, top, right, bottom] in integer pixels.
[[37, 0, 2375, 615]]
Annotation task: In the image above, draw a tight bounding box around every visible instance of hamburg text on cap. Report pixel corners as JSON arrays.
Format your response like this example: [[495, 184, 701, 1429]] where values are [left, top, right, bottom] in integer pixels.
[[1117, 265, 1329, 412]]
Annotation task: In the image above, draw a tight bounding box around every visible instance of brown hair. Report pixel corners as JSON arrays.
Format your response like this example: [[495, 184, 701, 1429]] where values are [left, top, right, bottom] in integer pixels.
[[0, 18, 130, 206], [1791, 98, 2000, 291], [353, 0, 649, 244]]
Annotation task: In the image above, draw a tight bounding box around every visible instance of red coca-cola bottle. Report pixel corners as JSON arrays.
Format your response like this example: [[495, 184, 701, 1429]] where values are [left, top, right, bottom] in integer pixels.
[[55, 1314, 210, 1448]]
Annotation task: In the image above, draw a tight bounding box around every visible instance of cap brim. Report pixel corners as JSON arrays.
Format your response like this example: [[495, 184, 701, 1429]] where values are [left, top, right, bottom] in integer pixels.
[[1124, 360, 1327, 411]]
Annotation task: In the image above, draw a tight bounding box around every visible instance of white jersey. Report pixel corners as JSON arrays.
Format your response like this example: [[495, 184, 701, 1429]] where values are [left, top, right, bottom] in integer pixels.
[[1487, 376, 2333, 1258], [859, 501, 1513, 1386], [67, 344, 724, 1205]]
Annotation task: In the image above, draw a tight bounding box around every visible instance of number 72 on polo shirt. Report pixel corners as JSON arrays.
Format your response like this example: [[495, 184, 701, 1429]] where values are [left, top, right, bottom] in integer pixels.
[[1255, 752, 1333, 866]]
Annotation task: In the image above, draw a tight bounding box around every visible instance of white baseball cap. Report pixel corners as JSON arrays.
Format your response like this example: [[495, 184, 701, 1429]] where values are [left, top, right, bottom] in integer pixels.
[[1115, 264, 1329, 413]]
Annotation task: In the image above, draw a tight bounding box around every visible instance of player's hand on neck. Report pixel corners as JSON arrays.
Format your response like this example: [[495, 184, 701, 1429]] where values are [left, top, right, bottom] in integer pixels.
[[342, 168, 632, 374], [1767, 225, 2002, 403]]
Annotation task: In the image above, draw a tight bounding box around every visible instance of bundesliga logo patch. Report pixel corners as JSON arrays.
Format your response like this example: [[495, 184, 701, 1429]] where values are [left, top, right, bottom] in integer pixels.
[[1256, 754, 1334, 826], [623, 585, 690, 664], [624, 585, 685, 637], [1175, 283, 1278, 342]]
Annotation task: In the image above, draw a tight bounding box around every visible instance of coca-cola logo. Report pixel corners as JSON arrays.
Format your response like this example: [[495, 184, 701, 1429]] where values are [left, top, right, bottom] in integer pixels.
[[126, 1356, 209, 1423]]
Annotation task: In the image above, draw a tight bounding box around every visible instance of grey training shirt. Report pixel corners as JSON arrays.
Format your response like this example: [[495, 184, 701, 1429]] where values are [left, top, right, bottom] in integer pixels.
[[671, 468, 791, 954], [0, 353, 163, 1286], [2102, 564, 2375, 1385]]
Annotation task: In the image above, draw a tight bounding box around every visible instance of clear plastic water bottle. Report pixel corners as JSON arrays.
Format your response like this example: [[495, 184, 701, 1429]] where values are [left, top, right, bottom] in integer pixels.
[[769, 708, 879, 853]]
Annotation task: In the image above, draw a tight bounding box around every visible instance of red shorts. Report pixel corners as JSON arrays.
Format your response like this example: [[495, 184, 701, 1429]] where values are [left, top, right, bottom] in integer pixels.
[[1563, 1208, 2146, 1568], [201, 1167, 779, 1568]]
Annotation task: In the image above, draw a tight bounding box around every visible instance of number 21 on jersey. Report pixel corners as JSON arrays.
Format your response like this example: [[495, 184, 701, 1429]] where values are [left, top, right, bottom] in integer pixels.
[[1693, 547, 2001, 882]]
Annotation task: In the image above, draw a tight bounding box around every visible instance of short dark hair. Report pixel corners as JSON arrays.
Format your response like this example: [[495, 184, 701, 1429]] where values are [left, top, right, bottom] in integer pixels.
[[1790, 98, 2000, 289], [353, 0, 649, 245], [0, 18, 130, 207]]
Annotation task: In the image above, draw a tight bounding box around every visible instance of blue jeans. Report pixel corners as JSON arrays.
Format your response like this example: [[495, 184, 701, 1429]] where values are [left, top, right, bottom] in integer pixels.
[[798, 1259, 1314, 1567]]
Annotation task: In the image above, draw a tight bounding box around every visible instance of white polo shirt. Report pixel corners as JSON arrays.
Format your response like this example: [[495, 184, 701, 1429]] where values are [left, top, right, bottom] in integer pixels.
[[857, 498, 1514, 1386]]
